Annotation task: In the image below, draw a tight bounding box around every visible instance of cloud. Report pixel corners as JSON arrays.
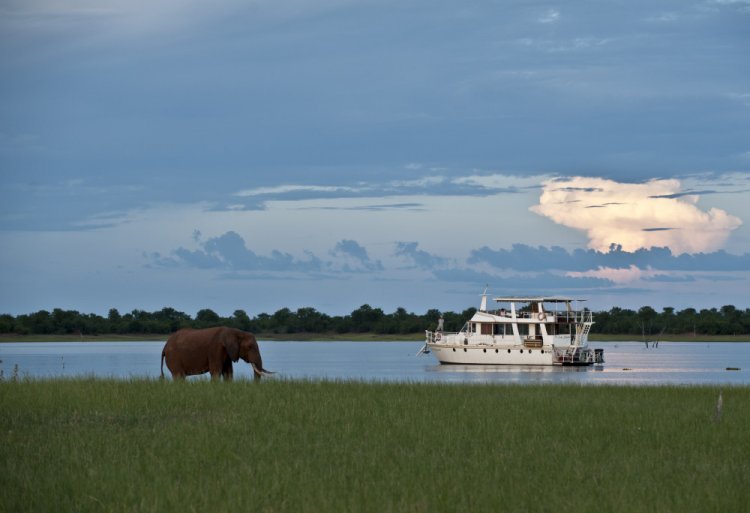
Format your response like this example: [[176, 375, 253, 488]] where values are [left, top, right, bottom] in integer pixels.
[[331, 239, 383, 272], [394, 242, 449, 269], [432, 268, 613, 290], [235, 185, 361, 197], [195, 172, 521, 214], [149, 232, 393, 276], [531, 177, 743, 254], [152, 231, 323, 272], [333, 239, 368, 262], [538, 9, 560, 24], [469, 243, 750, 272], [642, 274, 696, 283], [450, 174, 533, 194], [300, 203, 425, 212], [150, 228, 743, 291]]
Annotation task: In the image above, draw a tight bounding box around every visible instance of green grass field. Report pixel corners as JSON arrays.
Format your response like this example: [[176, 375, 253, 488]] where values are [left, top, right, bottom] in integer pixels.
[[1, 380, 748, 513]]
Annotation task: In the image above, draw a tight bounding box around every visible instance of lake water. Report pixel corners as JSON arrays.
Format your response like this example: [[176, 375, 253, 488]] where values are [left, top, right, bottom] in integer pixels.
[[1, 341, 748, 386]]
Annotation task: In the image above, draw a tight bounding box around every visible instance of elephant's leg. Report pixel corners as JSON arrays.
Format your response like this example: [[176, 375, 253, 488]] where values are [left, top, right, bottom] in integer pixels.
[[222, 359, 233, 381], [208, 360, 224, 380], [165, 359, 186, 380], [168, 366, 186, 380]]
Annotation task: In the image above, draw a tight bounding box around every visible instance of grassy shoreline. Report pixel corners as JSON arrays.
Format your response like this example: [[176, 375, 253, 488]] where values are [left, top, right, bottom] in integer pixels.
[[2, 332, 749, 342], [2, 379, 748, 513]]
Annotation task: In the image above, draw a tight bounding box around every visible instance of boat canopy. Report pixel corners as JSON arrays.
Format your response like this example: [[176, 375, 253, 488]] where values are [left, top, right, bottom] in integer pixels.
[[492, 296, 586, 303]]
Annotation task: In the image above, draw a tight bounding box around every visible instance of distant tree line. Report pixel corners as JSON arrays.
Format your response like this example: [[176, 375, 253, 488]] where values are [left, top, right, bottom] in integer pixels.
[[594, 305, 750, 336], [0, 304, 749, 336], [0, 306, 473, 336]]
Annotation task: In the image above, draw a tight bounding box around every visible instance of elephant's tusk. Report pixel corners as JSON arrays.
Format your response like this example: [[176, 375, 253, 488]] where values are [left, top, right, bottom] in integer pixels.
[[251, 363, 274, 377], [251, 362, 275, 377]]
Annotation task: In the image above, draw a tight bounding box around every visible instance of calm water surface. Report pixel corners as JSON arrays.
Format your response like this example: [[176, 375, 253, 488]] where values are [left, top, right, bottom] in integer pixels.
[[1, 341, 748, 386]]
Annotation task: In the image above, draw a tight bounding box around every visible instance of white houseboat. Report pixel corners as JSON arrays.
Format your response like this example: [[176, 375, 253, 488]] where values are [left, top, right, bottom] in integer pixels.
[[421, 293, 604, 366]]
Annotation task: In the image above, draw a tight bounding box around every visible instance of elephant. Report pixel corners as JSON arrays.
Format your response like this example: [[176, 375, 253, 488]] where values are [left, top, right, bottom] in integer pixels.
[[160, 327, 273, 380]]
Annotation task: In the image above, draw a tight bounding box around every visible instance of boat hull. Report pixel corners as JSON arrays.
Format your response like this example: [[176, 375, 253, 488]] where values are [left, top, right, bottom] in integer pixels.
[[428, 343, 556, 365], [426, 343, 600, 366]]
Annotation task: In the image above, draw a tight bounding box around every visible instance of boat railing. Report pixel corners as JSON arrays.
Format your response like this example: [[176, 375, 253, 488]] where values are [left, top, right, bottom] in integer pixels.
[[552, 346, 604, 364], [491, 309, 592, 324], [425, 330, 461, 344]]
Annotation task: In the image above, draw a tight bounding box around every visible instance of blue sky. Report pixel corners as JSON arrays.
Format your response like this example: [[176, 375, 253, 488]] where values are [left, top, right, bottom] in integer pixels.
[[1, 0, 749, 317]]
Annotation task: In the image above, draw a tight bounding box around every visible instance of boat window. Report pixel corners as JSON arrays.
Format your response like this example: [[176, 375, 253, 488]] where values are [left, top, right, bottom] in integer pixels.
[[517, 324, 529, 336], [481, 323, 493, 335]]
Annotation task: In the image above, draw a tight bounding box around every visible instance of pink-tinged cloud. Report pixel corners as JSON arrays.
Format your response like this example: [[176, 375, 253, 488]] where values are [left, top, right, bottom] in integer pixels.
[[531, 177, 742, 254]]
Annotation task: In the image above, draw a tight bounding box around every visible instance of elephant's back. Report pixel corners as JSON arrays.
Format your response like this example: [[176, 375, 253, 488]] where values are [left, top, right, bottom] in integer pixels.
[[166, 328, 221, 349]]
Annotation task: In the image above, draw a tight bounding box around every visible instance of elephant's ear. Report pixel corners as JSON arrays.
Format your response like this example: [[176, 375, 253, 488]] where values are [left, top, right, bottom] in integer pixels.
[[222, 329, 240, 362]]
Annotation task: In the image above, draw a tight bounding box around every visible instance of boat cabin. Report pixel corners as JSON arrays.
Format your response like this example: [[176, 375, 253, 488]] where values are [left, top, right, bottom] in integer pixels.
[[460, 296, 593, 348]]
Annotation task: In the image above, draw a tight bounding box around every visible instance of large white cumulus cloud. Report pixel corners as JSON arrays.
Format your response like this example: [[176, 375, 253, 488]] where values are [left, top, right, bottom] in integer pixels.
[[531, 177, 742, 254]]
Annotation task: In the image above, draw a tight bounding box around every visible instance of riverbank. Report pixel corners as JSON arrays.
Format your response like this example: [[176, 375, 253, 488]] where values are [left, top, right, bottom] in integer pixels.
[[2, 380, 747, 513], [589, 333, 750, 342], [2, 332, 750, 342]]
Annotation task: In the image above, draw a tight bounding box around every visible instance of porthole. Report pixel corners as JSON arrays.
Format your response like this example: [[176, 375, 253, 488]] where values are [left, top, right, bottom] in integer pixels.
[[495, 349, 498, 353], [520, 349, 523, 353], [452, 348, 456, 352], [464, 348, 467, 352], [541, 350, 544, 354], [507, 349, 511, 353], [529, 350, 532, 354], [483, 349, 486, 353]]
